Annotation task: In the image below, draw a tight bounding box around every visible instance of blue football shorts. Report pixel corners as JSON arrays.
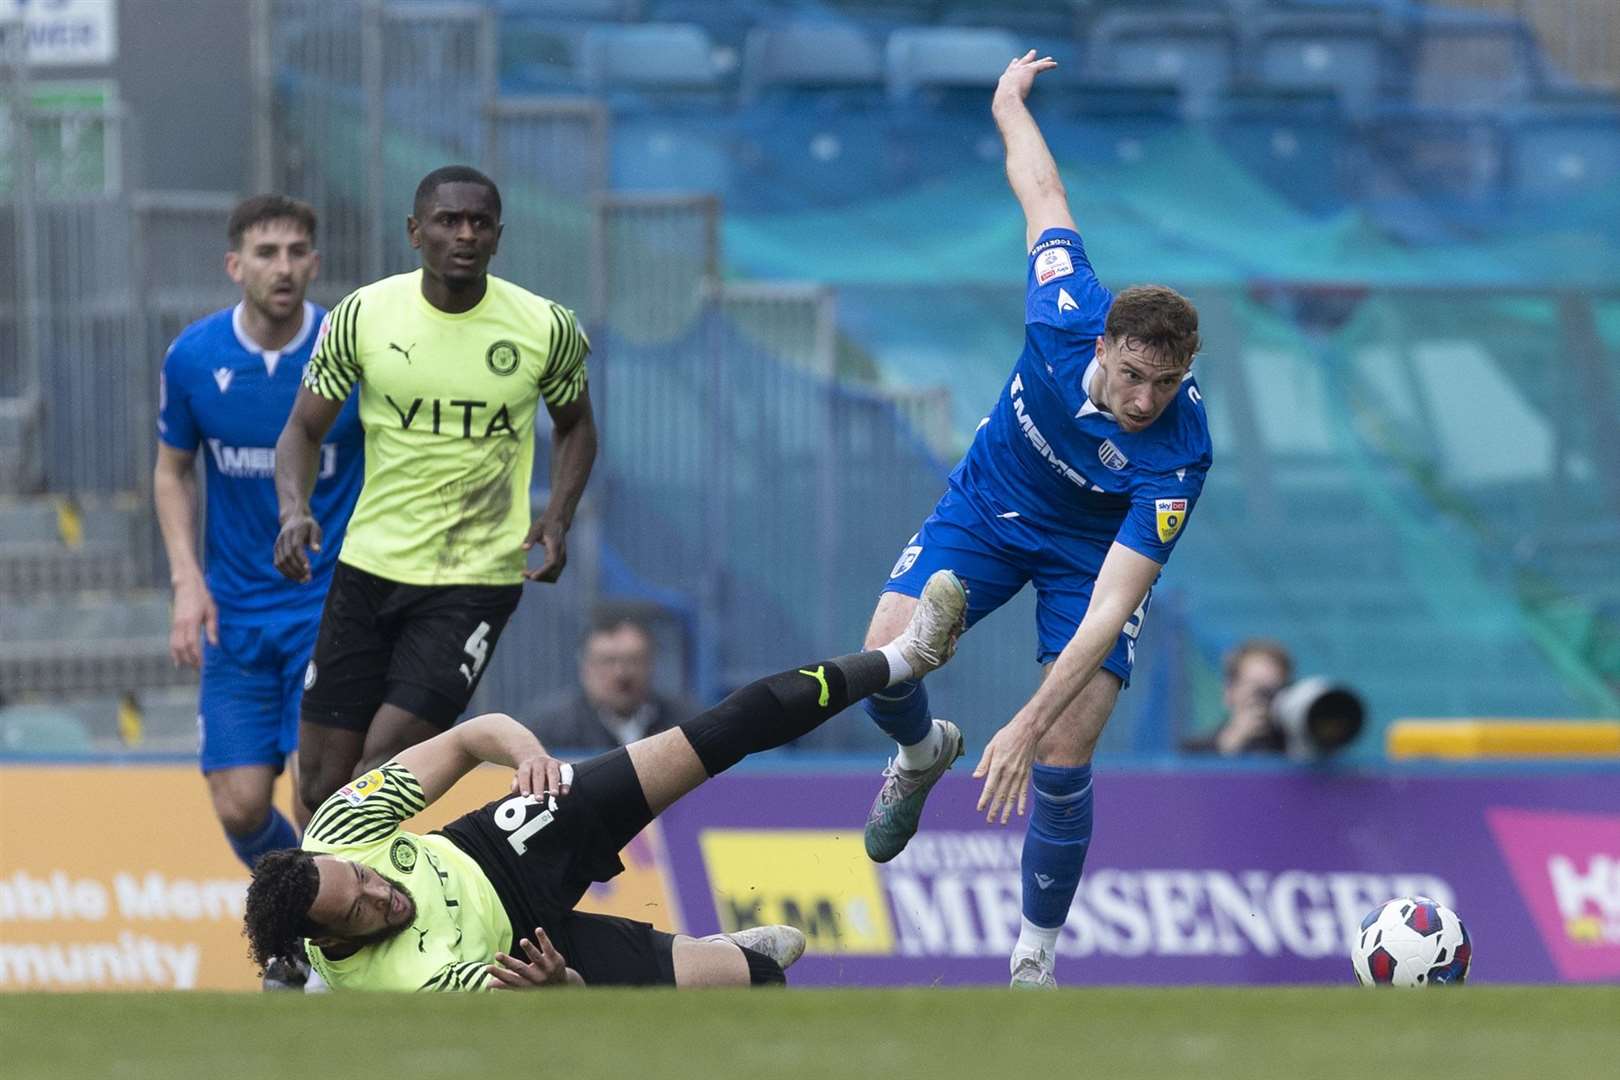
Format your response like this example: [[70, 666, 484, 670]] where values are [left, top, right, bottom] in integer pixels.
[[198, 612, 321, 773], [881, 487, 1152, 685]]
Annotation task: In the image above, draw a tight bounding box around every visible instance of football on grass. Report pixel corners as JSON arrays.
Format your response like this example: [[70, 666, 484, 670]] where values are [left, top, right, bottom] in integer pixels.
[[1351, 896, 1472, 986]]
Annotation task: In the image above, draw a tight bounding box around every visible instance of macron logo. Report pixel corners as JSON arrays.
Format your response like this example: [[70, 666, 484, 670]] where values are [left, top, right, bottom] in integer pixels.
[[1034, 873, 1055, 890], [212, 368, 234, 394], [1057, 288, 1078, 314]]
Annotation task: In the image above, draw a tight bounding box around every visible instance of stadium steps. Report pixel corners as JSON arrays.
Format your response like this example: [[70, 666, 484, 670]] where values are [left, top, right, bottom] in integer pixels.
[[0, 590, 183, 697], [0, 686, 198, 754], [0, 494, 148, 594], [0, 396, 44, 494]]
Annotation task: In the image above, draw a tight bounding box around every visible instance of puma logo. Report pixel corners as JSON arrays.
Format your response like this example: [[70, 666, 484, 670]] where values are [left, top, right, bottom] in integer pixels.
[[389, 341, 416, 363], [797, 665, 830, 708]]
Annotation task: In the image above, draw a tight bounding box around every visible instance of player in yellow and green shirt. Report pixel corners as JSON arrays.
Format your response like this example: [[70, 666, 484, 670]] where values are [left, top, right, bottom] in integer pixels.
[[271, 166, 597, 818], [242, 569, 969, 990]]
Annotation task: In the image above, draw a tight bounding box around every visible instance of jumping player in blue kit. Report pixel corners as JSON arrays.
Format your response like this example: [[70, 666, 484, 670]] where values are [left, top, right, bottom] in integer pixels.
[[858, 53, 1212, 987], [153, 196, 364, 877]]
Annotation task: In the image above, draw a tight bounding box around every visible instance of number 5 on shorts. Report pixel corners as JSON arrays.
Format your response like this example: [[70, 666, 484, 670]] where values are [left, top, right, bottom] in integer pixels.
[[459, 621, 492, 687]]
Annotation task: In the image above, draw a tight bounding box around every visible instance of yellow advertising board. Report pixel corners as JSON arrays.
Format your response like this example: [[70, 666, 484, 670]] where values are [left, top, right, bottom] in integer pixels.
[[699, 829, 894, 955], [0, 764, 678, 991]]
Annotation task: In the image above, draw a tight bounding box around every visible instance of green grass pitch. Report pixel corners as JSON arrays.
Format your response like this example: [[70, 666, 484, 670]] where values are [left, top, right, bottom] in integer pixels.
[[4, 987, 1616, 1080]]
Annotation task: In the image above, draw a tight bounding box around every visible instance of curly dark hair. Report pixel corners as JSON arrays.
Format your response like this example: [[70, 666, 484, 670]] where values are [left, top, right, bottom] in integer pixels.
[[1104, 284, 1201, 369], [243, 848, 322, 975]]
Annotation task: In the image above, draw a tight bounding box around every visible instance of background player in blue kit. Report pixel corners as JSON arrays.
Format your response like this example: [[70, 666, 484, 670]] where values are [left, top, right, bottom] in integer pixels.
[[153, 196, 364, 874], [858, 52, 1212, 988]]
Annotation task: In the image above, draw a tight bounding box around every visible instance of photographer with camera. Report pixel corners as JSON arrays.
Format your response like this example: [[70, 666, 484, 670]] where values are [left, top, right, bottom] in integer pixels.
[[1183, 639, 1366, 759], [1184, 639, 1293, 755]]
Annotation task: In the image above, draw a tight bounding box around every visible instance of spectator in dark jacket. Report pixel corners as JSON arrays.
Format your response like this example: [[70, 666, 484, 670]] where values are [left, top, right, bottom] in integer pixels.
[[523, 611, 692, 751]]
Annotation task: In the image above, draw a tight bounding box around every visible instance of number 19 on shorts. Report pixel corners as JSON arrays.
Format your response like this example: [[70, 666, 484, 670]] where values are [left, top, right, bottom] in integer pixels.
[[494, 794, 554, 855]]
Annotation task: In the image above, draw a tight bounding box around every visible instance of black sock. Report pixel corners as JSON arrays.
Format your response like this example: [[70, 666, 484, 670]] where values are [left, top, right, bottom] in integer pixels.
[[738, 946, 786, 987], [679, 651, 890, 776]]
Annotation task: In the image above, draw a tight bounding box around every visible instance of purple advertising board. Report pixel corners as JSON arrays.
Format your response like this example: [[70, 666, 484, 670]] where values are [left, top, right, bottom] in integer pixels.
[[655, 769, 1620, 986]]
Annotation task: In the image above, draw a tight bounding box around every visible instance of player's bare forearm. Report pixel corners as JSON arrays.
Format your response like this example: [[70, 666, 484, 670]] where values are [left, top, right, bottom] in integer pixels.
[[273, 387, 341, 521], [393, 712, 565, 808], [152, 446, 204, 589], [992, 50, 1075, 247], [543, 393, 598, 533], [524, 392, 597, 581], [1017, 617, 1121, 740], [975, 542, 1158, 821], [1034, 543, 1160, 729]]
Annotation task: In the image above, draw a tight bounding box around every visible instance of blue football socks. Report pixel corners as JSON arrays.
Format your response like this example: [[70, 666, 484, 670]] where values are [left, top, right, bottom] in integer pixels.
[[863, 677, 933, 748], [1020, 762, 1094, 932], [226, 807, 299, 870]]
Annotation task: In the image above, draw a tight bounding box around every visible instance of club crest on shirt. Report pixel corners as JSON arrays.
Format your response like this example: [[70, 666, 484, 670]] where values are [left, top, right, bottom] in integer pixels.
[[485, 340, 521, 376], [889, 535, 923, 579], [1098, 439, 1129, 471], [339, 769, 386, 806], [1155, 498, 1188, 543], [390, 836, 418, 873], [1035, 246, 1074, 285]]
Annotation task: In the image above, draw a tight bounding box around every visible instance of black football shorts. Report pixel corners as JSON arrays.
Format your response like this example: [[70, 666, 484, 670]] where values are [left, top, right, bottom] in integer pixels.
[[300, 560, 522, 732], [439, 747, 676, 986]]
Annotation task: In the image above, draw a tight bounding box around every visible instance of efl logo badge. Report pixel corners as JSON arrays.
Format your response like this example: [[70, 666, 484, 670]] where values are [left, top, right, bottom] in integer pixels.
[[338, 769, 386, 807], [1155, 498, 1187, 543], [1035, 246, 1074, 285], [1098, 439, 1129, 471]]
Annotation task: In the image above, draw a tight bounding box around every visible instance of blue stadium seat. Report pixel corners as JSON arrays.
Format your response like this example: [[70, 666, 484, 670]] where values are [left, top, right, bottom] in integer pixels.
[[608, 114, 735, 196], [1087, 10, 1238, 118], [1405, 9, 1539, 110], [885, 26, 1023, 103], [731, 23, 897, 211], [1508, 106, 1620, 201], [492, 0, 642, 19], [0, 704, 94, 754], [882, 27, 1025, 185], [739, 21, 885, 102], [578, 24, 733, 196], [939, 0, 1079, 39], [1213, 87, 1356, 215], [578, 23, 723, 93], [1360, 105, 1508, 209], [1249, 10, 1392, 119]]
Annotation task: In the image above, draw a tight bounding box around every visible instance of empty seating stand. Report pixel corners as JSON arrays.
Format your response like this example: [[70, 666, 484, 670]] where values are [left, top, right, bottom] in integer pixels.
[[1088, 9, 1240, 119], [578, 22, 736, 194]]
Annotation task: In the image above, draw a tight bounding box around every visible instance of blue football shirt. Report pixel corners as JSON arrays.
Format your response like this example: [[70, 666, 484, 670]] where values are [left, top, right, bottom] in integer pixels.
[[158, 302, 365, 619], [950, 227, 1213, 563]]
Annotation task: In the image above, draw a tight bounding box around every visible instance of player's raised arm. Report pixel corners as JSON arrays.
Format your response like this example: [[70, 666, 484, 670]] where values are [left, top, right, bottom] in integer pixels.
[[993, 50, 1077, 251], [388, 711, 568, 810], [973, 541, 1160, 822]]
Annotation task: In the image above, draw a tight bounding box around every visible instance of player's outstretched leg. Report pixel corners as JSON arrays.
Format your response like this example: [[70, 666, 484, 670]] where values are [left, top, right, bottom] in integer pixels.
[[674, 569, 966, 789], [862, 570, 971, 863], [591, 569, 969, 853]]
